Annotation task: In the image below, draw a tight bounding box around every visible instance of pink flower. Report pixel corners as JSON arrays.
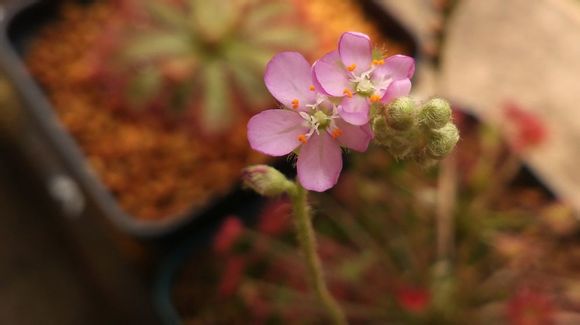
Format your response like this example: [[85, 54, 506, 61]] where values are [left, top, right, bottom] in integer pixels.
[[313, 31, 415, 125], [247, 52, 372, 192]]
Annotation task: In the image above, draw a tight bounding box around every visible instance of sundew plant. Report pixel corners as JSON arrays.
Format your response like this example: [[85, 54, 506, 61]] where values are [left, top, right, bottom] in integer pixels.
[[243, 31, 459, 323], [103, 0, 313, 133]]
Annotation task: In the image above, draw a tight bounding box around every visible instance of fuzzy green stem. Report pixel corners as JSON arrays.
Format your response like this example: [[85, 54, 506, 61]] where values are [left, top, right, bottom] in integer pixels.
[[289, 182, 347, 325]]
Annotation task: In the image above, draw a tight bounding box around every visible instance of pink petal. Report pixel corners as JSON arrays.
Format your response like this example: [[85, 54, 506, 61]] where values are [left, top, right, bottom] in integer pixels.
[[338, 95, 370, 125], [297, 132, 343, 192], [334, 118, 373, 152], [381, 79, 412, 104], [339, 32, 372, 75], [264, 52, 316, 111], [376, 55, 415, 81], [247, 109, 308, 156], [312, 51, 351, 97]]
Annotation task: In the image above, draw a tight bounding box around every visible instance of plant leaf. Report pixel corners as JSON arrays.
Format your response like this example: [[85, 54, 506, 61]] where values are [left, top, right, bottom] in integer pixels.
[[242, 1, 293, 32], [201, 61, 234, 133], [225, 40, 273, 71], [123, 32, 191, 62], [145, 0, 187, 29], [189, 0, 238, 41], [127, 67, 162, 108], [249, 27, 314, 51], [228, 61, 270, 108]]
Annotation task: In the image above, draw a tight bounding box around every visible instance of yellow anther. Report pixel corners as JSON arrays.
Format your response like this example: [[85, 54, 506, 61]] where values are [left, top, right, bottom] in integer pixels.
[[346, 64, 357, 72], [343, 88, 353, 98], [370, 94, 381, 103], [297, 134, 308, 144], [309, 85, 316, 91], [291, 99, 300, 110], [331, 128, 343, 139]]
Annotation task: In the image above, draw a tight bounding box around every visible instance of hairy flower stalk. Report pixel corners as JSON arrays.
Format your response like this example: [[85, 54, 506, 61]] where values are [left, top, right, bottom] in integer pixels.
[[242, 168, 346, 323], [289, 183, 347, 325]]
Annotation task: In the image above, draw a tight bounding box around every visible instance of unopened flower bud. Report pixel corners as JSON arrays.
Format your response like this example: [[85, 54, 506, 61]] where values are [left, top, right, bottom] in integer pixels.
[[411, 149, 438, 168], [419, 98, 451, 130], [387, 134, 415, 160], [372, 114, 422, 160], [426, 122, 459, 159], [242, 165, 295, 197], [371, 115, 391, 145], [385, 97, 416, 131]]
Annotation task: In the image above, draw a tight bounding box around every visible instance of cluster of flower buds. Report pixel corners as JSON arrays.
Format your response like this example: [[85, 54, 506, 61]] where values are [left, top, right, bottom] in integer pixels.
[[372, 97, 459, 165]]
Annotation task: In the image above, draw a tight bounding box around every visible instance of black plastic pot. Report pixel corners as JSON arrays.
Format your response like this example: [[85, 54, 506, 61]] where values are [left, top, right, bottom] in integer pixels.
[[0, 0, 268, 238], [0, 0, 419, 240]]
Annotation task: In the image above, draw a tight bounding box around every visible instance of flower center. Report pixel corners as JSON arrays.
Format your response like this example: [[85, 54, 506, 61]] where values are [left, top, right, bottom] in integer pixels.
[[313, 110, 331, 130], [356, 78, 374, 96], [297, 105, 341, 144]]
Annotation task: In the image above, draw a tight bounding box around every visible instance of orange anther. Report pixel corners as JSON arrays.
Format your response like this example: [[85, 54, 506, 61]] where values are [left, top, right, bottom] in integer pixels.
[[370, 94, 381, 103], [309, 85, 316, 91], [331, 128, 343, 139], [372, 59, 385, 65], [347, 64, 357, 72], [291, 99, 300, 109], [297, 134, 308, 144], [343, 88, 353, 98]]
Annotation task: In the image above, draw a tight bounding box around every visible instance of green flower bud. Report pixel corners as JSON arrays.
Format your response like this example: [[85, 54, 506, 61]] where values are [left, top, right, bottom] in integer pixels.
[[426, 122, 459, 159], [411, 149, 438, 168], [385, 128, 421, 160], [371, 115, 391, 145], [419, 98, 452, 130], [385, 97, 416, 131], [386, 133, 415, 160], [373, 113, 422, 160], [242, 165, 295, 197]]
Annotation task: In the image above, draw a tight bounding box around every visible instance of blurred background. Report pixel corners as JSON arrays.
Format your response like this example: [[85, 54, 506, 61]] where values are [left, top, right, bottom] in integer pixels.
[[1, 0, 580, 324]]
